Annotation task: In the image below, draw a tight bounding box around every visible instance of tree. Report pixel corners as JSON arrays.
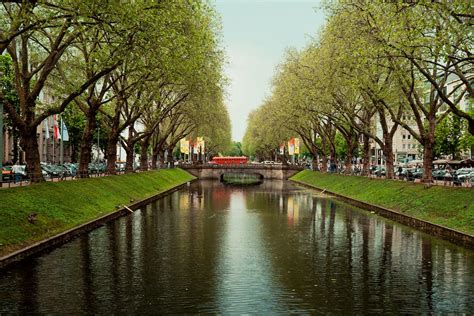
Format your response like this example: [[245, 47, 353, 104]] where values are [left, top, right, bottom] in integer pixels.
[[61, 103, 85, 163], [334, 0, 471, 181], [100, 0, 225, 173], [1, 1, 122, 181], [225, 142, 243, 157], [0, 54, 20, 163], [242, 99, 291, 161], [193, 95, 232, 158], [434, 113, 471, 160]]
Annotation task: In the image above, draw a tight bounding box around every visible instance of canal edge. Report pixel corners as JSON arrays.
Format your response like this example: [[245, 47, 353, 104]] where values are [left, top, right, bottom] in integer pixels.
[[290, 179, 474, 250], [0, 179, 197, 270]]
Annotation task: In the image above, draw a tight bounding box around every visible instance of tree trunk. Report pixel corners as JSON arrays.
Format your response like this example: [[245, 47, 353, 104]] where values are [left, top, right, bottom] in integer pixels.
[[321, 155, 328, 172], [312, 157, 319, 171], [106, 134, 118, 175], [124, 124, 135, 173], [343, 140, 354, 175], [21, 127, 44, 183], [125, 146, 134, 173], [167, 146, 174, 168], [71, 143, 78, 163], [382, 136, 395, 179], [362, 134, 370, 176], [78, 113, 97, 178], [140, 136, 150, 171], [344, 152, 352, 175], [422, 137, 434, 183], [320, 136, 328, 172], [159, 149, 165, 167], [12, 131, 19, 164], [329, 146, 336, 172], [151, 151, 158, 169]]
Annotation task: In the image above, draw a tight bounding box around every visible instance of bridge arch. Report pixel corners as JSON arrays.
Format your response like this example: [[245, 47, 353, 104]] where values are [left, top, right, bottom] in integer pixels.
[[219, 171, 264, 183]]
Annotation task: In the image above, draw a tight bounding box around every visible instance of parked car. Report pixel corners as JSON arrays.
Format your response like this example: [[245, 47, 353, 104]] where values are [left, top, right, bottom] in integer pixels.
[[395, 167, 406, 178], [373, 166, 386, 177], [55, 165, 72, 177], [42, 164, 62, 178], [369, 165, 379, 175], [89, 162, 106, 174], [413, 168, 424, 179], [2, 166, 13, 181], [454, 168, 474, 185], [460, 171, 474, 184], [399, 167, 417, 181], [42, 168, 50, 179], [432, 169, 447, 180], [63, 163, 78, 176]]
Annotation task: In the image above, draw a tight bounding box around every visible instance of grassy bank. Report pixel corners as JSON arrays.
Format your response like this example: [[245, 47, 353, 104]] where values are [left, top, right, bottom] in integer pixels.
[[291, 170, 474, 236], [0, 168, 194, 256]]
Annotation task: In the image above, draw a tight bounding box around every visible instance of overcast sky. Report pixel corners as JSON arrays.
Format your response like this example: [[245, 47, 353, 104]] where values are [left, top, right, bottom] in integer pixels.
[[214, 0, 326, 141]]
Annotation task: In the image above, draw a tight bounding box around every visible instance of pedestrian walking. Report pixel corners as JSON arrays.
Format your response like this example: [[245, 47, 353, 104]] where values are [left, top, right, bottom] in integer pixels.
[[12, 163, 21, 184]]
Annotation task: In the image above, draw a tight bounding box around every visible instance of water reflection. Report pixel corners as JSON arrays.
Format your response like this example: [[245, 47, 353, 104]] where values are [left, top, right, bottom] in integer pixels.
[[0, 180, 473, 313], [221, 172, 263, 185]]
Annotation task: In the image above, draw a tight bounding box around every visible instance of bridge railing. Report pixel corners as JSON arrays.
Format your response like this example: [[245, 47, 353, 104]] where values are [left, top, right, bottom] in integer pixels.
[[178, 163, 304, 170]]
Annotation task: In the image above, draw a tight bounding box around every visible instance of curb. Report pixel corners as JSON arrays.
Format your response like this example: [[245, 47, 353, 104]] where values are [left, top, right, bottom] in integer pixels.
[[0, 179, 196, 270], [291, 179, 474, 250]]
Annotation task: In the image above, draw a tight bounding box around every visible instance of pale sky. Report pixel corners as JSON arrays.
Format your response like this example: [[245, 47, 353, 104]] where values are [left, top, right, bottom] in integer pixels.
[[214, 0, 326, 141]]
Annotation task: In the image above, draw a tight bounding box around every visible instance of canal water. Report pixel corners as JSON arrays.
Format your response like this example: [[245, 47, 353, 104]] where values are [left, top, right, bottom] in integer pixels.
[[1, 180, 473, 313]]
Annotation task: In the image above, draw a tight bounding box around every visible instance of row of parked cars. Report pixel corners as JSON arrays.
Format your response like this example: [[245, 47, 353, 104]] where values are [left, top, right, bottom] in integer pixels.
[[369, 166, 474, 184], [432, 168, 474, 184], [1, 161, 132, 181]]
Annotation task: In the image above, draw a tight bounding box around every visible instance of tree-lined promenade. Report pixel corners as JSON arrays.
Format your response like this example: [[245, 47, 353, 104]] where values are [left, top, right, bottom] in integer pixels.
[[1, 0, 231, 183], [243, 0, 473, 183]]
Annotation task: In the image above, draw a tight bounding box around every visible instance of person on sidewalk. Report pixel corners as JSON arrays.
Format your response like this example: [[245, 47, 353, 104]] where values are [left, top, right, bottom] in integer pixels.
[[12, 163, 22, 184]]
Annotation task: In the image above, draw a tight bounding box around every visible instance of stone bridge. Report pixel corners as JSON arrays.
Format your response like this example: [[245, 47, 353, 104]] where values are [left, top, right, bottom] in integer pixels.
[[179, 164, 304, 180]]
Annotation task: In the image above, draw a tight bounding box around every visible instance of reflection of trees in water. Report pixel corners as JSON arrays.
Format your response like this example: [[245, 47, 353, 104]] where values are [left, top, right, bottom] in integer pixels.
[[18, 259, 39, 313], [1, 181, 474, 313], [251, 192, 473, 313], [192, 180, 232, 212]]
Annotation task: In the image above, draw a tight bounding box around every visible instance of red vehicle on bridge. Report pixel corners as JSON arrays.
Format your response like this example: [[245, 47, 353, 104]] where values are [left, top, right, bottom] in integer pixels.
[[210, 156, 248, 165]]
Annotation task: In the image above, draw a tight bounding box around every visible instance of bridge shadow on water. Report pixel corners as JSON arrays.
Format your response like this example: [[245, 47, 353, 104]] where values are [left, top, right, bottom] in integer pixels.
[[220, 172, 264, 185]]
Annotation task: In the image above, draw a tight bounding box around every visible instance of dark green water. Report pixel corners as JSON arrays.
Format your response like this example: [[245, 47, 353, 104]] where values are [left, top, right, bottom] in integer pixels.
[[221, 172, 263, 185], [1, 180, 473, 313]]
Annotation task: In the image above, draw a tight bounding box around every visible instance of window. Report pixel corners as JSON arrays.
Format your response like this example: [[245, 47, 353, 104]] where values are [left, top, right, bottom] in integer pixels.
[[403, 135, 406, 139], [424, 93, 430, 104], [408, 135, 411, 139], [402, 144, 406, 149]]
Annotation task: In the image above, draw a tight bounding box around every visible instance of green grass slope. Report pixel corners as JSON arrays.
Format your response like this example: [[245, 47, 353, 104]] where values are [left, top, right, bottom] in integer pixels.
[[291, 170, 474, 235], [0, 168, 194, 256]]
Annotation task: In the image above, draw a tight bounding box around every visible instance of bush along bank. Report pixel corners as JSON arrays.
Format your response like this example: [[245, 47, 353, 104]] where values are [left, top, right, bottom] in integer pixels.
[[0, 168, 195, 258], [291, 170, 474, 237]]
